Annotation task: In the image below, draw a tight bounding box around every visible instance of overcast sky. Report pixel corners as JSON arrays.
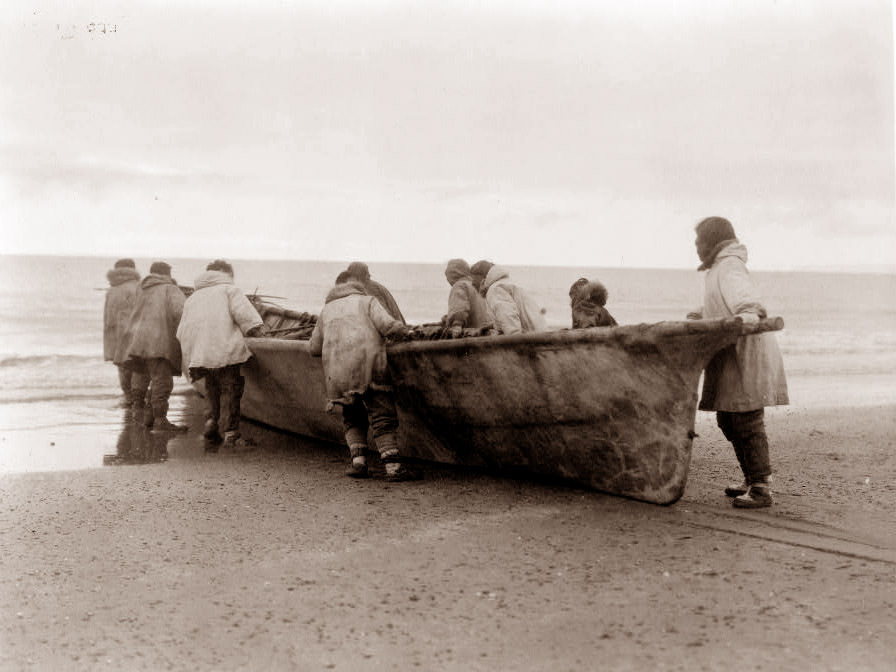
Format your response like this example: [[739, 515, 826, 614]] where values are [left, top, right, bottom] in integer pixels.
[[1, 0, 893, 270]]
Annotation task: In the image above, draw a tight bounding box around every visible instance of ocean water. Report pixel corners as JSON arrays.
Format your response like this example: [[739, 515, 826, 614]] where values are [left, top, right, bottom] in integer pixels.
[[1, 254, 895, 471]]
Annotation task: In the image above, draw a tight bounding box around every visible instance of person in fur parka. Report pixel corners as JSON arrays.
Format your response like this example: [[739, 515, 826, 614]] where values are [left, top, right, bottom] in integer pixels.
[[569, 278, 618, 328], [103, 258, 141, 404], [309, 276, 419, 481], [116, 261, 187, 432], [345, 261, 406, 324], [177, 259, 266, 447], [690, 216, 789, 509], [442, 258, 494, 337], [475, 262, 548, 335]]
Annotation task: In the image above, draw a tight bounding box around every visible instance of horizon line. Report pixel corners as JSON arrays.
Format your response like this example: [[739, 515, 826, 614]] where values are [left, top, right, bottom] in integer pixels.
[[1, 252, 894, 276]]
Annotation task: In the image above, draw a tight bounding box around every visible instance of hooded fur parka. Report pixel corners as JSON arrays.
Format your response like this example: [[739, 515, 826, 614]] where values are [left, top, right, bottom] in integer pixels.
[[116, 273, 186, 373], [103, 266, 141, 360], [699, 241, 789, 412], [309, 282, 406, 409], [480, 265, 548, 335], [176, 270, 264, 377], [444, 259, 494, 329]]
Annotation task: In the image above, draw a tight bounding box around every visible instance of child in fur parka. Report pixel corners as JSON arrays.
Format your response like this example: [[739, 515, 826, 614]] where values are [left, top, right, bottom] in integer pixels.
[[309, 275, 420, 481], [569, 277, 618, 328]]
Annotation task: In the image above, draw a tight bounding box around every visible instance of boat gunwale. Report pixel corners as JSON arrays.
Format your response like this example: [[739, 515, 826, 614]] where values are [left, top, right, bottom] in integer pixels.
[[244, 316, 784, 355], [386, 316, 783, 355]]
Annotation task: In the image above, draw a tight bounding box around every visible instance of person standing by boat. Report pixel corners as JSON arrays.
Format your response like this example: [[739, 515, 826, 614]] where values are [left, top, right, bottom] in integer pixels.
[[471, 261, 548, 335], [345, 261, 406, 324], [690, 216, 789, 509], [569, 277, 618, 328], [309, 276, 420, 481], [176, 260, 267, 449], [442, 258, 494, 337], [116, 261, 188, 432], [103, 258, 141, 407]]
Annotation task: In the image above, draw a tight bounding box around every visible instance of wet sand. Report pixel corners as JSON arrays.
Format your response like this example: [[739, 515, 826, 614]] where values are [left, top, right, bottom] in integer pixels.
[[1, 393, 895, 671]]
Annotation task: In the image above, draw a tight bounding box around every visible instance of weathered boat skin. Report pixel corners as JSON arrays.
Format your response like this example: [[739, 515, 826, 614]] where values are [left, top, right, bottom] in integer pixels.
[[237, 307, 783, 505], [239, 338, 345, 445], [387, 319, 782, 504]]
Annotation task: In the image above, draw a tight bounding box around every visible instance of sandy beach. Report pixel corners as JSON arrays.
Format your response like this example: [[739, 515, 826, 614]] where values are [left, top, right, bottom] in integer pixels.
[[1, 386, 895, 671]]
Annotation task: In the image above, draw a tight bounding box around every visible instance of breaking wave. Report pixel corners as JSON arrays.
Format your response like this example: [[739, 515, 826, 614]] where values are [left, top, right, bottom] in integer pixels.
[[0, 354, 102, 368]]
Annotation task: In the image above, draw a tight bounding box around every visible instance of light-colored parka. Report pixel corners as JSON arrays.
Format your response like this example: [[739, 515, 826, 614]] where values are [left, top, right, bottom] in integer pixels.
[[480, 265, 548, 335], [699, 241, 789, 412], [176, 270, 264, 378], [309, 282, 406, 409], [115, 274, 186, 373], [103, 266, 140, 360]]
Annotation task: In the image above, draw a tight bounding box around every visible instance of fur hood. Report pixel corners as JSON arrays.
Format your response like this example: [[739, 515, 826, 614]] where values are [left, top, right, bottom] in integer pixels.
[[714, 241, 748, 265], [106, 267, 140, 287], [140, 273, 177, 291], [480, 265, 511, 294], [699, 239, 745, 271], [574, 281, 608, 307], [325, 281, 366, 304], [194, 270, 234, 291], [444, 258, 471, 285]]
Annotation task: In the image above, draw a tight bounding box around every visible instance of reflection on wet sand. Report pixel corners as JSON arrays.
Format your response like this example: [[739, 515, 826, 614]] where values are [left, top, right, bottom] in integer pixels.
[[102, 394, 255, 467], [103, 414, 171, 465]]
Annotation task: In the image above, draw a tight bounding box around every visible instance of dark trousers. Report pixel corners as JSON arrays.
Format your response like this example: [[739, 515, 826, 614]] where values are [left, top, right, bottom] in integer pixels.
[[340, 389, 399, 458], [717, 409, 771, 484], [200, 364, 245, 434], [131, 358, 174, 420]]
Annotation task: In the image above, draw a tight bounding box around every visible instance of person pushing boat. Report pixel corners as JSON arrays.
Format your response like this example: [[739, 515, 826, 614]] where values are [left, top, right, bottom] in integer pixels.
[[344, 261, 406, 324], [309, 274, 421, 482], [116, 261, 188, 432], [470, 260, 548, 335], [103, 258, 141, 408], [177, 259, 268, 450], [441, 258, 495, 337]]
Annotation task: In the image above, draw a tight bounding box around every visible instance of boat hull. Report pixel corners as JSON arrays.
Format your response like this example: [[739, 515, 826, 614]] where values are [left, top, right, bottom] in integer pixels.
[[239, 339, 345, 445], [236, 317, 779, 504]]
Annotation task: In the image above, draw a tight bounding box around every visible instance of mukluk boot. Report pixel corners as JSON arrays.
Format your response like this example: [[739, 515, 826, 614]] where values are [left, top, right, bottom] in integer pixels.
[[378, 433, 421, 482], [732, 481, 773, 509], [151, 401, 187, 432], [345, 442, 369, 479], [222, 430, 252, 449], [724, 482, 749, 497], [153, 418, 188, 432], [203, 418, 223, 443]]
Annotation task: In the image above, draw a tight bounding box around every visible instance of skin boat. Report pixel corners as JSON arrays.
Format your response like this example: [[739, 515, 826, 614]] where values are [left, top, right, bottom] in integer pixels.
[[238, 302, 784, 504]]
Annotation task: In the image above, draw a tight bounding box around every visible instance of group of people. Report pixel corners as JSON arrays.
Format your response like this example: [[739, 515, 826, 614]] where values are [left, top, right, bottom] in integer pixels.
[[441, 259, 618, 335], [103, 216, 788, 505], [103, 259, 267, 449]]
